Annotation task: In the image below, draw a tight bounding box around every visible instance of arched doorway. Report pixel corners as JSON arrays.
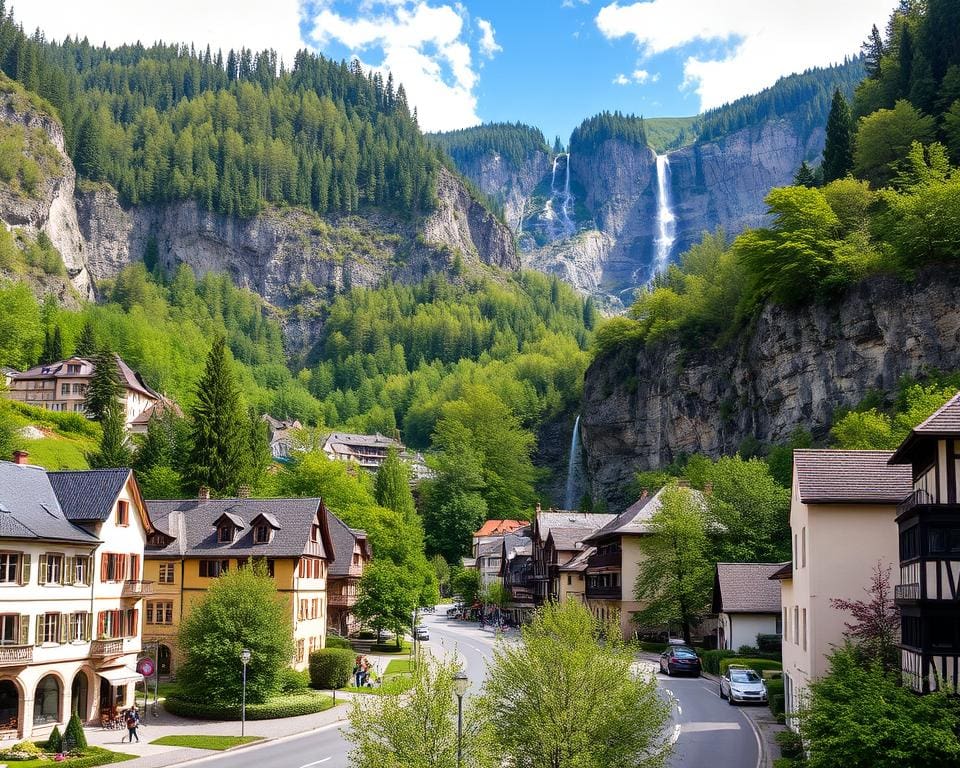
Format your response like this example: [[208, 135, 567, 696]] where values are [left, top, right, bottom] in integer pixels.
[[33, 675, 60, 726], [71, 672, 88, 718], [158, 644, 171, 675], [0, 680, 18, 731]]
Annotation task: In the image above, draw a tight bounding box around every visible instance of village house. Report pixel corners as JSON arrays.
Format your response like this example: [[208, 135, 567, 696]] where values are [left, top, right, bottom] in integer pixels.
[[326, 516, 370, 638], [773, 449, 910, 729], [4, 355, 159, 426], [142, 493, 338, 674], [712, 562, 783, 651], [322, 431, 432, 481], [0, 452, 159, 741], [262, 415, 303, 460], [499, 531, 534, 625], [128, 397, 183, 437], [888, 392, 960, 693]]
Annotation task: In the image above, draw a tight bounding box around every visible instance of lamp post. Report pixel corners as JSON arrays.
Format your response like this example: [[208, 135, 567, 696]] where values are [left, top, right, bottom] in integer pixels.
[[453, 671, 469, 768], [240, 649, 251, 737]]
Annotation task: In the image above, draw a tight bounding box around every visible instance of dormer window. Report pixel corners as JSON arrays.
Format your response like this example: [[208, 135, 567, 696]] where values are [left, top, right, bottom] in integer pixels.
[[217, 526, 234, 543], [212, 512, 245, 545], [250, 512, 281, 544], [255, 525, 270, 544], [310, 524, 320, 543]]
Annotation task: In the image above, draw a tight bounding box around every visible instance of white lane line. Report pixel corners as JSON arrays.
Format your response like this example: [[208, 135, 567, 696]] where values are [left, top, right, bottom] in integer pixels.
[[298, 759, 331, 768]]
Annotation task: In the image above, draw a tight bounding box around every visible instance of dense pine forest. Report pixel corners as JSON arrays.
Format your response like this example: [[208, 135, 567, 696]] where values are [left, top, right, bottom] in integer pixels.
[[430, 122, 551, 167], [0, 2, 437, 217]]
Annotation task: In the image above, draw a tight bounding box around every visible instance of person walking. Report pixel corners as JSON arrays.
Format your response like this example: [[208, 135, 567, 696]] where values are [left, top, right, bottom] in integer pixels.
[[123, 705, 141, 743], [353, 657, 364, 688]]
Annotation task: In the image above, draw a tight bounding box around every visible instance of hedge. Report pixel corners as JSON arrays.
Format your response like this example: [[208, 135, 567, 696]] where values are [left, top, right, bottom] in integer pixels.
[[767, 678, 785, 718], [719, 657, 782, 676], [636, 641, 670, 653], [164, 692, 334, 720], [309, 648, 355, 689], [279, 667, 311, 693], [700, 650, 739, 674], [325, 636, 352, 650]]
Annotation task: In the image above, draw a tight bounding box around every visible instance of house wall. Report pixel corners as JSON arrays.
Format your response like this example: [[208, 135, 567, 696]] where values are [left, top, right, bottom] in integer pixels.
[[5, 378, 154, 426], [558, 572, 585, 602], [721, 613, 780, 651]]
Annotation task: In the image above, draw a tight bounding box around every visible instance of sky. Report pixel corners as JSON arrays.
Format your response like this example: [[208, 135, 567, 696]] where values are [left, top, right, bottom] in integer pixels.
[[21, 0, 899, 140]]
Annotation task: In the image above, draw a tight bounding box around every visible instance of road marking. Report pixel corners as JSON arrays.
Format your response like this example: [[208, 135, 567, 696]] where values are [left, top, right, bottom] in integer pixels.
[[298, 760, 331, 768], [670, 724, 681, 745], [681, 722, 742, 733]]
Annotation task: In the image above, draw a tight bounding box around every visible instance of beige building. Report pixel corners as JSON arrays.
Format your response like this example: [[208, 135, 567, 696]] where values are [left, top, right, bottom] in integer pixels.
[[712, 563, 782, 651], [326, 516, 370, 638], [774, 449, 910, 728], [0, 454, 158, 740], [529, 508, 614, 607], [5, 355, 159, 426]]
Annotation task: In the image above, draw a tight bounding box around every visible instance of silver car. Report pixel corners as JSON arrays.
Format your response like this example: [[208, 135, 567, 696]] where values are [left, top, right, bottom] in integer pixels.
[[719, 666, 768, 705]]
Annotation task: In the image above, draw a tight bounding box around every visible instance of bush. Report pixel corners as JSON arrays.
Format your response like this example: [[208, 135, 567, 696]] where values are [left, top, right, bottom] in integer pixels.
[[738, 645, 759, 655], [356, 629, 376, 640], [309, 648, 355, 689], [770, 694, 785, 719], [701, 649, 739, 674], [719, 657, 783, 676], [48, 724, 63, 752], [757, 634, 783, 653], [279, 667, 310, 693], [325, 635, 352, 649], [776, 728, 804, 759], [165, 691, 333, 720], [64, 712, 88, 750], [773, 759, 797, 768], [636, 641, 670, 653]]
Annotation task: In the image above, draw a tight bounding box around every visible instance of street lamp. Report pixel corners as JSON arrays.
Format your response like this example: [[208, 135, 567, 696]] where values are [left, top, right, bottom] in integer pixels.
[[240, 649, 251, 737], [453, 671, 469, 768]]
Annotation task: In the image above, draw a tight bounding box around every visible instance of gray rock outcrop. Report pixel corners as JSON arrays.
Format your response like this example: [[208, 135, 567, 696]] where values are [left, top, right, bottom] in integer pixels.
[[581, 268, 960, 510]]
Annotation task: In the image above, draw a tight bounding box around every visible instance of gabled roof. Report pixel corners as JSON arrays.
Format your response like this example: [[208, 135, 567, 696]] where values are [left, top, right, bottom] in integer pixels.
[[475, 539, 503, 558], [890, 392, 960, 464], [324, 432, 399, 449], [213, 512, 245, 530], [794, 449, 912, 504], [534, 511, 615, 544], [584, 486, 706, 544], [13, 355, 158, 400], [0, 462, 100, 544], [474, 519, 529, 538], [559, 546, 595, 572], [768, 562, 793, 581], [146, 497, 335, 561], [250, 512, 281, 530], [48, 468, 156, 533], [712, 562, 783, 614], [326, 513, 369, 578], [129, 397, 183, 427]]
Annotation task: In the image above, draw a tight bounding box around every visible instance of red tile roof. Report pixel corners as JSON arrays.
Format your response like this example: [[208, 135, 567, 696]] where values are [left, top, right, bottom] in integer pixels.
[[794, 449, 912, 504], [473, 519, 529, 537]]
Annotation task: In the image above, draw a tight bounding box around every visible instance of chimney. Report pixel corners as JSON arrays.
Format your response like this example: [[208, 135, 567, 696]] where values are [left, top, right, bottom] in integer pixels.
[[198, 485, 211, 502], [676, 479, 690, 489], [237, 485, 251, 499], [703, 482, 714, 496], [12, 450, 29, 465]]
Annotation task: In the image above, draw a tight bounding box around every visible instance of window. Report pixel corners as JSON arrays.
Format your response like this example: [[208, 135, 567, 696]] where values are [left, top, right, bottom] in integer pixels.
[[146, 602, 173, 625], [0, 553, 20, 584], [299, 558, 323, 579], [60, 383, 70, 395], [254, 525, 270, 544], [900, 526, 920, 560], [158, 563, 176, 584], [34, 675, 61, 725], [66, 364, 80, 374], [793, 607, 799, 645], [930, 616, 957, 649], [41, 613, 60, 644], [101, 553, 128, 582], [199, 560, 229, 578], [217, 526, 234, 543], [40, 554, 64, 585], [567, 574, 572, 586], [801, 528, 806, 568], [801, 608, 807, 651], [69, 612, 89, 642], [74, 556, 89, 586], [116, 500, 129, 527], [775, 613, 783, 636], [310, 524, 320, 543], [902, 615, 922, 647], [783, 608, 788, 640], [97, 609, 138, 639], [72, 383, 85, 394], [296, 639, 304, 664], [0, 615, 20, 646]]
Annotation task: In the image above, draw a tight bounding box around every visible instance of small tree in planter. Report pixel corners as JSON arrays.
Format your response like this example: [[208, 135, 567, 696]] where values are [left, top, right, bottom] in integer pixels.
[[47, 725, 63, 753], [64, 712, 87, 751]]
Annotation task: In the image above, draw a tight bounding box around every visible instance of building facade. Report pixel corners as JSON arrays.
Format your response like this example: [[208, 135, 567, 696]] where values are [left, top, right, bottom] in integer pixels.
[[143, 496, 337, 674], [711, 563, 783, 651], [326, 516, 370, 638]]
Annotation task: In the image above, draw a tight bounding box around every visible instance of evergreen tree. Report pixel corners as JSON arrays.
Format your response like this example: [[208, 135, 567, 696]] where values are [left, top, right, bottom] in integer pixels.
[[74, 112, 106, 181], [374, 446, 415, 521], [582, 296, 597, 330], [863, 24, 885, 79], [87, 401, 132, 468], [50, 326, 63, 362], [244, 407, 272, 489], [74, 320, 97, 358], [186, 336, 246, 496], [794, 161, 817, 188], [822, 89, 855, 182], [83, 349, 123, 421], [134, 407, 178, 472], [41, 327, 52, 364]]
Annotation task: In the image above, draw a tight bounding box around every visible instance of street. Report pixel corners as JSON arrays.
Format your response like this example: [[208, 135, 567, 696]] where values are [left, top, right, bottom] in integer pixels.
[[186, 612, 759, 768]]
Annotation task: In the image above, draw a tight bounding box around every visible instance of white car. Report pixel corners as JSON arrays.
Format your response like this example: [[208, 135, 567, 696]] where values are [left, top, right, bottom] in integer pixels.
[[719, 665, 768, 705], [414, 626, 429, 641]]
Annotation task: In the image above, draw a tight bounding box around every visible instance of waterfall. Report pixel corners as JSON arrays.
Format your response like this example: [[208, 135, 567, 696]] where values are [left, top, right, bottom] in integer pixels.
[[652, 153, 677, 277], [559, 152, 575, 236], [564, 414, 584, 510], [544, 153, 576, 240]]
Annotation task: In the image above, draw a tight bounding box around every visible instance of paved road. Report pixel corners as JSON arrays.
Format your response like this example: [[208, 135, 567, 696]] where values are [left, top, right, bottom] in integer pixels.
[[185, 615, 759, 768]]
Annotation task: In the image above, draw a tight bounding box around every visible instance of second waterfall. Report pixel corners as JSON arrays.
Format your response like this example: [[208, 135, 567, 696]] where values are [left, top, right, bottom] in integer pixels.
[[652, 153, 677, 277]]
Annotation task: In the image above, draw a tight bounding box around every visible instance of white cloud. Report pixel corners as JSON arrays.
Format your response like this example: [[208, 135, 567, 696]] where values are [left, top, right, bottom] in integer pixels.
[[476, 18, 502, 58], [15, 0, 304, 67], [631, 68, 650, 84], [309, 1, 485, 132], [613, 68, 656, 86], [613, 73, 630, 85], [596, 0, 896, 110]]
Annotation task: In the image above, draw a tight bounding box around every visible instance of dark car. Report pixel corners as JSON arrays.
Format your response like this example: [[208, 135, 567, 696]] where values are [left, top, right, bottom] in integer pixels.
[[659, 646, 702, 677]]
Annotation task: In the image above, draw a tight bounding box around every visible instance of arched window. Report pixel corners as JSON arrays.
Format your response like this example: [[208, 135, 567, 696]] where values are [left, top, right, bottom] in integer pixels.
[[0, 680, 18, 728], [34, 675, 60, 725], [71, 672, 88, 717]]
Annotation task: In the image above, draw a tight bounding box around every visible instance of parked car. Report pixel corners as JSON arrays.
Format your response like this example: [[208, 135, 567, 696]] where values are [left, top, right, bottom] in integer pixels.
[[446, 606, 460, 617], [719, 665, 768, 705], [659, 646, 702, 677], [415, 626, 430, 641]]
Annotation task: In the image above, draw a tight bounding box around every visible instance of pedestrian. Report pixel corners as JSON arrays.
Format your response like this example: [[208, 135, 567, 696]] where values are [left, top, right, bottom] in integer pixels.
[[353, 656, 363, 688], [123, 705, 140, 743]]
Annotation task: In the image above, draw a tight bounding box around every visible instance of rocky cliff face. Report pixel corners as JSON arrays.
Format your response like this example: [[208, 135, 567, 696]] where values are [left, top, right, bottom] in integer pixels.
[[454, 149, 551, 230], [581, 268, 960, 510]]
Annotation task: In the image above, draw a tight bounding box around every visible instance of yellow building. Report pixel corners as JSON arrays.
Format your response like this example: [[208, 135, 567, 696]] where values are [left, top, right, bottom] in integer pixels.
[[143, 495, 337, 674]]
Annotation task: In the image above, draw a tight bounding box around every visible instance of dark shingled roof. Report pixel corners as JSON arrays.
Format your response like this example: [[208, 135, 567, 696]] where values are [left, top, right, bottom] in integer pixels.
[[890, 392, 960, 465], [146, 497, 335, 560], [712, 563, 783, 614], [769, 562, 793, 581], [794, 449, 912, 504], [584, 486, 707, 544], [48, 469, 132, 522], [326, 512, 368, 578], [0, 462, 100, 544]]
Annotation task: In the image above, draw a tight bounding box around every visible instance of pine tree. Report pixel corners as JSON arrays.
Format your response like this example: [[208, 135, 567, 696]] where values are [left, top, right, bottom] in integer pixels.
[[41, 327, 52, 364], [862, 24, 885, 79], [50, 326, 63, 362], [186, 336, 246, 496], [87, 401, 132, 468], [74, 112, 106, 181], [374, 446, 416, 521], [582, 297, 597, 330], [74, 320, 97, 358], [244, 407, 272, 489], [822, 89, 854, 182], [134, 407, 177, 472], [83, 349, 123, 421], [794, 161, 817, 187]]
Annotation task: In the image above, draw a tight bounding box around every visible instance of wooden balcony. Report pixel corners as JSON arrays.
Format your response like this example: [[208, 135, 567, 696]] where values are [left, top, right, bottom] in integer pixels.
[[121, 580, 154, 598], [895, 583, 920, 601], [896, 489, 937, 518], [90, 639, 124, 657], [328, 593, 357, 608], [585, 584, 622, 600], [586, 549, 622, 570], [0, 645, 33, 666]]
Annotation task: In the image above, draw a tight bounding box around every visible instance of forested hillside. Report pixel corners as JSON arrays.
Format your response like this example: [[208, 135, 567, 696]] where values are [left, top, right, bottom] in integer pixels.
[[430, 123, 551, 167]]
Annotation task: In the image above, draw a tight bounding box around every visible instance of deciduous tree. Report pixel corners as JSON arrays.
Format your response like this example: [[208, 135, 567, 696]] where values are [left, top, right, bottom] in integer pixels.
[[830, 562, 900, 671], [354, 560, 417, 646]]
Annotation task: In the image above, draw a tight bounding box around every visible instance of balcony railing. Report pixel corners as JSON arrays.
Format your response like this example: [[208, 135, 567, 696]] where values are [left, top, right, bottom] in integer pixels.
[[586, 550, 622, 570], [121, 580, 154, 598], [897, 489, 936, 517], [0, 645, 33, 666], [585, 585, 622, 600], [90, 639, 124, 657], [328, 594, 357, 608], [895, 583, 921, 601]]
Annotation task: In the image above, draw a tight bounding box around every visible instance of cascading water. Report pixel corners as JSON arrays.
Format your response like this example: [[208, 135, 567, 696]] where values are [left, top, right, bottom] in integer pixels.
[[543, 153, 576, 240], [559, 152, 575, 236], [651, 153, 677, 278], [564, 414, 585, 510]]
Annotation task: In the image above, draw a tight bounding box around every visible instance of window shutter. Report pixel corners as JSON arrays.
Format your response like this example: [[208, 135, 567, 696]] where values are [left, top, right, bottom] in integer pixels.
[[59, 613, 68, 644], [19, 615, 29, 646], [64, 556, 74, 584], [97, 611, 105, 638], [130, 555, 140, 582], [35, 615, 43, 646], [85, 613, 92, 641], [20, 554, 30, 585], [38, 554, 47, 585], [130, 609, 139, 637], [101, 553, 108, 582]]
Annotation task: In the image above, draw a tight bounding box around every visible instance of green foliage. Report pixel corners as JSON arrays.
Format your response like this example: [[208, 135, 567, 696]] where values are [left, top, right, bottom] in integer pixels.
[[64, 713, 87, 750], [278, 667, 310, 693], [832, 382, 957, 449], [570, 111, 647, 156], [47, 725, 63, 753], [83, 349, 123, 421], [641, 116, 699, 153], [482, 599, 670, 768], [451, 568, 482, 609], [374, 446, 415, 522], [822, 89, 855, 182], [148, 736, 261, 750], [86, 401, 132, 469], [430, 122, 550, 167], [308, 648, 355, 689], [776, 729, 803, 760], [136, 465, 183, 499], [325, 635, 352, 649], [354, 560, 418, 643], [347, 656, 497, 768], [0, 401, 17, 462], [718, 658, 782, 676], [853, 100, 936, 187], [699, 650, 739, 675], [176, 561, 294, 706], [164, 692, 333, 720], [799, 646, 960, 768]]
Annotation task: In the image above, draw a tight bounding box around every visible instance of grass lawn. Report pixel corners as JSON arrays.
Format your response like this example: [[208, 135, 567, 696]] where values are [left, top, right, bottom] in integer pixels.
[[384, 659, 412, 675], [153, 681, 180, 700], [369, 641, 411, 654], [150, 735, 262, 750], [340, 658, 415, 695], [4, 746, 135, 767]]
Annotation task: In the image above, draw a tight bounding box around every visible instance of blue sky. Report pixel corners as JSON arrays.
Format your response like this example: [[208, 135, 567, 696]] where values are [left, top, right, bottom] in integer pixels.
[[23, 0, 899, 140]]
